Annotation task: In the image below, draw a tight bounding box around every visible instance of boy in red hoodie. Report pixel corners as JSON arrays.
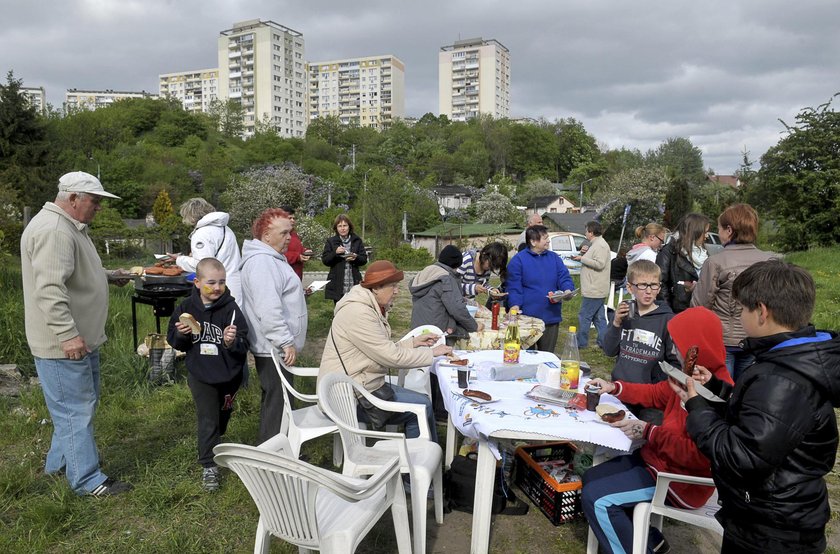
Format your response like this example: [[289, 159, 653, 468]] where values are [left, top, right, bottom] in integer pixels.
[[582, 306, 733, 554]]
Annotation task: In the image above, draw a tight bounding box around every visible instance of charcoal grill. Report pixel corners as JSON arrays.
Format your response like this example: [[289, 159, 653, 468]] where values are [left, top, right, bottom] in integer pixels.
[[131, 275, 193, 352]]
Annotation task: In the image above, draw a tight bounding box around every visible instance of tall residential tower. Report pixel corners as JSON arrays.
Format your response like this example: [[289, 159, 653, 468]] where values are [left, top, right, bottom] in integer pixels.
[[438, 37, 510, 121], [307, 55, 405, 129], [217, 19, 307, 138], [159, 69, 219, 114]]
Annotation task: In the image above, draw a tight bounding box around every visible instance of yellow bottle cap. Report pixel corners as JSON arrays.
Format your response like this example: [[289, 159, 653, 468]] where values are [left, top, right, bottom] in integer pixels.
[[569, 326, 577, 333]]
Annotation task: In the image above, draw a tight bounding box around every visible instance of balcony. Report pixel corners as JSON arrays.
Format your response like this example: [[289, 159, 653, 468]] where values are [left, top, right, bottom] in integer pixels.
[[229, 71, 241, 79], [228, 51, 241, 59]]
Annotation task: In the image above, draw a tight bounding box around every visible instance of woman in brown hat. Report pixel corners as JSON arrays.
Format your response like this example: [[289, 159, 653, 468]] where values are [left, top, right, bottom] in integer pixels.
[[318, 260, 452, 440]]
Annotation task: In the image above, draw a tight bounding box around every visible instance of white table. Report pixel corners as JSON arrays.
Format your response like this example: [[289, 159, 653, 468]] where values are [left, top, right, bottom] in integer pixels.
[[433, 350, 634, 554]]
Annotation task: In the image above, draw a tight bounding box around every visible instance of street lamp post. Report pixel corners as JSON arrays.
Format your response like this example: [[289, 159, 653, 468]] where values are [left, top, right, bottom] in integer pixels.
[[89, 156, 100, 180], [578, 177, 596, 211], [361, 170, 370, 241]]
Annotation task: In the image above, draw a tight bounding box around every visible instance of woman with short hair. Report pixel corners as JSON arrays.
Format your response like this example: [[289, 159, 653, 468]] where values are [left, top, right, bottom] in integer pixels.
[[691, 203, 775, 379], [321, 214, 368, 304]]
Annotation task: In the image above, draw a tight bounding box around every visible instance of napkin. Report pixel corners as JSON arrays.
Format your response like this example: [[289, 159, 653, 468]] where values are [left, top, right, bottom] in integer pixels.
[[488, 363, 538, 381]]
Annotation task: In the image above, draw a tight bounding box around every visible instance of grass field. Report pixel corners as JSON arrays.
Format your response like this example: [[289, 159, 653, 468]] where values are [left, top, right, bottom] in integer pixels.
[[1, 249, 839, 553]]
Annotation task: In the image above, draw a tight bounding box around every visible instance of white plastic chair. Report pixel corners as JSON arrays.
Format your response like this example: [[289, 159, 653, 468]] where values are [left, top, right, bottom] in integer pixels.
[[631, 472, 723, 554], [586, 471, 723, 554], [318, 371, 444, 554], [213, 435, 411, 554], [385, 325, 445, 397], [266, 350, 342, 467]]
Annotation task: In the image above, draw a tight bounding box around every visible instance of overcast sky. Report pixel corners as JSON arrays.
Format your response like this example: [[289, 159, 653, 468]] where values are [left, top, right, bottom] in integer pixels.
[[3, 0, 838, 173]]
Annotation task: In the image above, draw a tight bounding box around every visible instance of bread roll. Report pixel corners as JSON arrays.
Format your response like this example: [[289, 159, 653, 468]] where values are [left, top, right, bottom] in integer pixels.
[[596, 404, 625, 423], [179, 313, 200, 335]]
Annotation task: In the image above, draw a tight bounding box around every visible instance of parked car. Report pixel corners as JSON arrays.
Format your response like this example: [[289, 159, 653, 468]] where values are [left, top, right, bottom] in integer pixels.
[[664, 231, 724, 256], [547, 232, 617, 275]]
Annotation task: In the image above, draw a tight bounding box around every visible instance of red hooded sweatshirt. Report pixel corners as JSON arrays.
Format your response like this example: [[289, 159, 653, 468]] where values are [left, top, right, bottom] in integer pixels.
[[611, 306, 733, 508]]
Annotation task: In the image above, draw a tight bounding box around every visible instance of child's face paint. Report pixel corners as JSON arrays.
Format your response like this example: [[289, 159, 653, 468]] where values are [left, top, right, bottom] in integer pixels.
[[195, 268, 227, 302]]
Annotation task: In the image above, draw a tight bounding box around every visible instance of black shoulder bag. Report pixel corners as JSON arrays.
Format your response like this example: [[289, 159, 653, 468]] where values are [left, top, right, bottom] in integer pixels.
[[330, 332, 396, 430]]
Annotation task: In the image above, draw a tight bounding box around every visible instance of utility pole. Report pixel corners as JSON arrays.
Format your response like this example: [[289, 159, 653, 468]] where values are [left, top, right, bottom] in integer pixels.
[[351, 144, 356, 171]]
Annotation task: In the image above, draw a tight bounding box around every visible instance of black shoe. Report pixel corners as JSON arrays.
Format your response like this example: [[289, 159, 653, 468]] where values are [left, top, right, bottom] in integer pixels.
[[88, 478, 133, 497]]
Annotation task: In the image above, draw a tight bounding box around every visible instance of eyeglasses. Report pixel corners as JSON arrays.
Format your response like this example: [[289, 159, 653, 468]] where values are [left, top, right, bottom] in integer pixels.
[[630, 282, 661, 291], [654, 235, 666, 243]]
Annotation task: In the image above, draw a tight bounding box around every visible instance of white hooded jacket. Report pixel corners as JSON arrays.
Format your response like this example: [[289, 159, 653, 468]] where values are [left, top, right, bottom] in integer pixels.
[[175, 211, 242, 301]]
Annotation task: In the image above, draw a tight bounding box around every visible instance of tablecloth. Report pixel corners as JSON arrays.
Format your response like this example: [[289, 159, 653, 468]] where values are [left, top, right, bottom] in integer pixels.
[[453, 305, 546, 350]]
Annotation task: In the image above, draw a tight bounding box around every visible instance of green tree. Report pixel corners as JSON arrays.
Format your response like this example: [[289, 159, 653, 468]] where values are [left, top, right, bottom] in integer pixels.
[[518, 177, 558, 206], [662, 176, 693, 228], [542, 118, 601, 182], [757, 94, 840, 250], [152, 189, 174, 225], [646, 137, 706, 187], [508, 123, 556, 181], [0, 70, 49, 207], [207, 99, 244, 139]]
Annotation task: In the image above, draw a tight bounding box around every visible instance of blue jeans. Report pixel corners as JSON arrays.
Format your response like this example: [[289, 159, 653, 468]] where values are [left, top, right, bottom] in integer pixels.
[[578, 296, 607, 348], [35, 350, 108, 494], [725, 348, 755, 381], [357, 384, 437, 442], [582, 452, 658, 554]]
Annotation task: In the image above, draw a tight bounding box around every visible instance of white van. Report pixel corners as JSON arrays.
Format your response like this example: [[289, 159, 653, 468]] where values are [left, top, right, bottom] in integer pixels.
[[547, 232, 617, 274]]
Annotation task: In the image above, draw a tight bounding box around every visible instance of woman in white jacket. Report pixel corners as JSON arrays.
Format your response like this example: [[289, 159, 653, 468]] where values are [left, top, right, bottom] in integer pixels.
[[169, 198, 242, 302]]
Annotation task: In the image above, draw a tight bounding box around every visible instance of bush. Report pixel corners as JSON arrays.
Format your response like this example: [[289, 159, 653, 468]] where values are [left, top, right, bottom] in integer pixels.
[[374, 243, 433, 270]]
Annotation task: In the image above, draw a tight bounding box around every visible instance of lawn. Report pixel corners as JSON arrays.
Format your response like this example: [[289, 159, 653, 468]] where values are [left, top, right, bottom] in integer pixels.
[[1, 249, 839, 553]]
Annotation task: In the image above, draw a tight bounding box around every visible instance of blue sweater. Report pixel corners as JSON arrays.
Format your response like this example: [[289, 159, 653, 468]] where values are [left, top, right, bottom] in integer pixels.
[[507, 249, 575, 325]]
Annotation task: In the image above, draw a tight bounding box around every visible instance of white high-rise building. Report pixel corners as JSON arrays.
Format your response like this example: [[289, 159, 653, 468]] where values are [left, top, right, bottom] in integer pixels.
[[21, 86, 46, 115], [307, 55, 405, 129], [217, 19, 307, 138], [159, 69, 219, 114], [64, 89, 157, 112], [438, 37, 510, 121]]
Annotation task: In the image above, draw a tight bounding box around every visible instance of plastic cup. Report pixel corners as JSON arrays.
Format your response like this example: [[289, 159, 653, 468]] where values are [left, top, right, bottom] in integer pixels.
[[457, 367, 471, 388], [585, 384, 601, 411]]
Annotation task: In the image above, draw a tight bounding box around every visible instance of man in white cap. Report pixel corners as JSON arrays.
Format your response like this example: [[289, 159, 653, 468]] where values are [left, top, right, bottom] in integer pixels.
[[20, 171, 132, 496]]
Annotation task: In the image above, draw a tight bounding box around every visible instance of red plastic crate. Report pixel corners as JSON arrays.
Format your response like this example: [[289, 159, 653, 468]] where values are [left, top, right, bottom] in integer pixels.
[[514, 442, 582, 525]]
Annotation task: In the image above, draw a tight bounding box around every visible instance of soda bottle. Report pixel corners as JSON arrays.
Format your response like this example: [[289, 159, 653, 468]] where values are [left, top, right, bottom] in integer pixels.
[[559, 326, 581, 390], [503, 308, 521, 364]]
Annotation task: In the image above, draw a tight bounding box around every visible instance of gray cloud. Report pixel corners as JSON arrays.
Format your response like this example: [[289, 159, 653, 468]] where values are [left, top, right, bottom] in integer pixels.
[[2, 0, 837, 173]]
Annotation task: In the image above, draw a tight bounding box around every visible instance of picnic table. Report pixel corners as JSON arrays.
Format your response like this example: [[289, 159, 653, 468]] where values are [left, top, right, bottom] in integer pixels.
[[452, 304, 545, 350]]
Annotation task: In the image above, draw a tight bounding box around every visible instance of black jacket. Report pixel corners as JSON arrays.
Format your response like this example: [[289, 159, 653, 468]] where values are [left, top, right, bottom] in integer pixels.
[[603, 301, 678, 385], [167, 287, 250, 384], [685, 327, 840, 553], [321, 233, 368, 301], [655, 241, 699, 314]]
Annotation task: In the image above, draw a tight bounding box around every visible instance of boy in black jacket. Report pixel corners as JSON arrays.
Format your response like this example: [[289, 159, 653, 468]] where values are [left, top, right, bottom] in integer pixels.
[[676, 259, 840, 553], [168, 258, 249, 492]]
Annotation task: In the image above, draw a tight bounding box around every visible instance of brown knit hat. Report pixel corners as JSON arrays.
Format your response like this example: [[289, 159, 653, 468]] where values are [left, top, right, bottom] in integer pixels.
[[361, 260, 404, 289]]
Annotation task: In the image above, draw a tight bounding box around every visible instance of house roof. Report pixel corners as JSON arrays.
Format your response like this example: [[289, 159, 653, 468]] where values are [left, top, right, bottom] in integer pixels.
[[708, 174, 741, 188], [542, 212, 593, 233], [529, 195, 575, 208], [413, 222, 521, 237], [433, 185, 472, 195]]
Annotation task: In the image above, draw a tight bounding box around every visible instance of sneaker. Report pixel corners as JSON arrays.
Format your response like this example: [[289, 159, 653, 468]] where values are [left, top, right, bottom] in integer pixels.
[[202, 466, 221, 492], [88, 478, 133, 497]]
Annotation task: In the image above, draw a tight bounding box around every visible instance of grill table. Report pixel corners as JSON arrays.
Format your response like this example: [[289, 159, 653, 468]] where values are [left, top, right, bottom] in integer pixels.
[[131, 283, 192, 352]]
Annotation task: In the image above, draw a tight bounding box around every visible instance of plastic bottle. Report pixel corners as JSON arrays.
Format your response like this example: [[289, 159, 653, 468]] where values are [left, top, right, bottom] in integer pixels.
[[503, 308, 521, 364], [559, 326, 581, 390]]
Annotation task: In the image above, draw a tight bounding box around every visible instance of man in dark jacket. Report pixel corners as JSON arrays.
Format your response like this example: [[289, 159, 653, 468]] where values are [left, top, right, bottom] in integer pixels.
[[676, 260, 840, 554]]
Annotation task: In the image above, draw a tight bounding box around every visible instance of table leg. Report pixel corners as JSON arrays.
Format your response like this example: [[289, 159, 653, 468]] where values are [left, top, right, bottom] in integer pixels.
[[445, 416, 457, 469], [131, 296, 139, 353], [470, 438, 497, 554]]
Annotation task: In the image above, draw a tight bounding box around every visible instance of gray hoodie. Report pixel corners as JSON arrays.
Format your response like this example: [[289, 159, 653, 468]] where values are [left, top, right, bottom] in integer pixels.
[[239, 239, 307, 356], [409, 262, 478, 338]]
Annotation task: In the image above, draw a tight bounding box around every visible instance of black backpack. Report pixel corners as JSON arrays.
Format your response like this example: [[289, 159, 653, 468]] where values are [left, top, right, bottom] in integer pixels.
[[444, 452, 529, 515]]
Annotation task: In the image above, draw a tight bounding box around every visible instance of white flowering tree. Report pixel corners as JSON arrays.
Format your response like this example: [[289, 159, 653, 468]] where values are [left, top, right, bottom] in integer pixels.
[[474, 191, 520, 225]]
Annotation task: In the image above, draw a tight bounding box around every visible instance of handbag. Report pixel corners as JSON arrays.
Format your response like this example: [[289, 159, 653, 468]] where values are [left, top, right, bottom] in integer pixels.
[[330, 332, 395, 430], [444, 452, 529, 515]]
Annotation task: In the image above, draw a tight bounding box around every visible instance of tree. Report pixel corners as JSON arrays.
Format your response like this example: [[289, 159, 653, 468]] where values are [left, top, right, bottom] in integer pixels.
[[662, 176, 693, 228], [222, 163, 309, 238], [646, 137, 706, 187], [207, 99, 244, 139], [542, 118, 601, 182], [474, 191, 520, 225], [518, 177, 558, 206], [0, 70, 49, 207], [152, 189, 174, 225], [756, 94, 840, 250], [594, 167, 670, 246]]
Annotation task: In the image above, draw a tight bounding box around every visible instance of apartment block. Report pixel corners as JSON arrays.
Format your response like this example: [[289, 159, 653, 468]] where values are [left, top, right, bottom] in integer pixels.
[[308, 55, 405, 129], [21, 86, 47, 115], [159, 69, 219, 113], [438, 37, 510, 121], [217, 19, 307, 138], [65, 89, 157, 111]]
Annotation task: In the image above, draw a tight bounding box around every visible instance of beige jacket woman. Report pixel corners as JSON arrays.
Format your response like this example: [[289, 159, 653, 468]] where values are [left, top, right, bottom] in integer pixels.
[[318, 284, 434, 392]]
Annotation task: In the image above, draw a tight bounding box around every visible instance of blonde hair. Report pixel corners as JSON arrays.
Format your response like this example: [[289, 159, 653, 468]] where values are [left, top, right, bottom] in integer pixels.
[[627, 259, 661, 283], [196, 257, 225, 280], [635, 222, 665, 240], [180, 198, 215, 226]]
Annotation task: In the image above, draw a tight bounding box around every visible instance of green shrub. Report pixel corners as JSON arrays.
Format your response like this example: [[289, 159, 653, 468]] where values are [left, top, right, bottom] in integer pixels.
[[374, 243, 433, 270]]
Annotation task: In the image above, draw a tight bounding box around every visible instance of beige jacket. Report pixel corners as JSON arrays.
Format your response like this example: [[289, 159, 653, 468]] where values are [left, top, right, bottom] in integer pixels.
[[318, 284, 434, 392], [579, 235, 611, 298], [691, 244, 776, 346], [21, 203, 109, 358]]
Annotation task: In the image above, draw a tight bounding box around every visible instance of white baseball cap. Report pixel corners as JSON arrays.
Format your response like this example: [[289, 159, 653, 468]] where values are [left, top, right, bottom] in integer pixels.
[[58, 171, 120, 199]]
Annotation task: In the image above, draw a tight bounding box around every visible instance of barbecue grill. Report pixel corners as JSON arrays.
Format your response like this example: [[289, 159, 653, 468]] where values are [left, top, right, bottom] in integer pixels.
[[131, 275, 193, 352]]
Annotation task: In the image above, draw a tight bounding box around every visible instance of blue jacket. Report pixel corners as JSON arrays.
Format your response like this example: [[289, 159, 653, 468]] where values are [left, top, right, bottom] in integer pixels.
[[507, 249, 574, 325]]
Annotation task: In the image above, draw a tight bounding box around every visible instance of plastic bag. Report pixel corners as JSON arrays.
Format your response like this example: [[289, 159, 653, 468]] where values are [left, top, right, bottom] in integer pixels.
[[145, 334, 176, 385]]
